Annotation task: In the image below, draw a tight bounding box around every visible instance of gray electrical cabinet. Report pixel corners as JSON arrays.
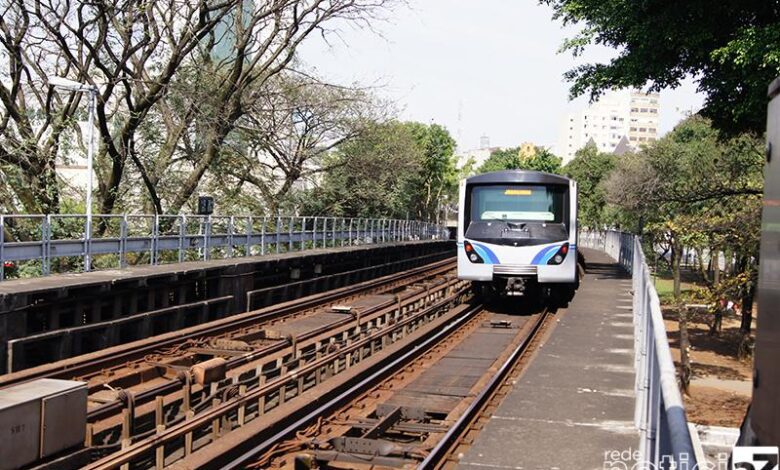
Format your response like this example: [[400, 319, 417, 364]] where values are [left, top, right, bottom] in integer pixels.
[[0, 379, 87, 470], [737, 76, 780, 449], [750, 78, 780, 446]]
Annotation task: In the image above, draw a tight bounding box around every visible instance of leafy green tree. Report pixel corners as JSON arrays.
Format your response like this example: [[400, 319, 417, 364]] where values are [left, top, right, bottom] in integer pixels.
[[406, 123, 459, 220], [604, 116, 763, 343], [0, 0, 393, 216], [300, 121, 423, 218], [201, 73, 383, 216], [543, 0, 780, 134], [301, 121, 458, 221], [478, 147, 520, 173], [478, 147, 562, 174], [562, 143, 617, 229]]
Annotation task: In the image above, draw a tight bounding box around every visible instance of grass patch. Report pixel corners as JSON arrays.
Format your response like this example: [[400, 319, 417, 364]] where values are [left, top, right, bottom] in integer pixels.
[[653, 275, 702, 304]]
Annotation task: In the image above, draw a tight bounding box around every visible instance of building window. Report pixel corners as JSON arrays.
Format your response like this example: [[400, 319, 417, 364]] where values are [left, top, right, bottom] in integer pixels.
[[630, 137, 637, 141], [639, 127, 646, 132], [631, 108, 638, 112], [630, 127, 637, 131], [649, 128, 656, 133], [640, 108, 648, 112], [650, 109, 657, 113]]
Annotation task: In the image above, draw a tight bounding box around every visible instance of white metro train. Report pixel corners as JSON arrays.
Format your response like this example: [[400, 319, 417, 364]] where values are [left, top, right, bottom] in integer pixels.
[[457, 170, 579, 301]]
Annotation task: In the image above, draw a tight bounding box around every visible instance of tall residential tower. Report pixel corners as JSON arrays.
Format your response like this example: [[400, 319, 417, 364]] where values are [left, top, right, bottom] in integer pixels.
[[556, 90, 660, 164]]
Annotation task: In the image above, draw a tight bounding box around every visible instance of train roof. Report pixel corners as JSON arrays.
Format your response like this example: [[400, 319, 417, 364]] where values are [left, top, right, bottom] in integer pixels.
[[465, 170, 571, 186]]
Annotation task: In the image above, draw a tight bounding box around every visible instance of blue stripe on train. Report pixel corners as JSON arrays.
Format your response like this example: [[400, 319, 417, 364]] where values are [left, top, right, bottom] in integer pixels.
[[463, 241, 574, 266], [471, 242, 500, 264], [531, 245, 559, 265]]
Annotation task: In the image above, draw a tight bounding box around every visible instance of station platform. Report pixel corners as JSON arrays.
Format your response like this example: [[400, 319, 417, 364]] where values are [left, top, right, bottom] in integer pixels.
[[458, 247, 639, 470]]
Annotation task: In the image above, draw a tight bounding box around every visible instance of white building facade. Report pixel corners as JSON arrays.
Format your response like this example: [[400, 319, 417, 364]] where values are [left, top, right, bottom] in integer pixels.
[[456, 134, 498, 170], [557, 89, 660, 164]]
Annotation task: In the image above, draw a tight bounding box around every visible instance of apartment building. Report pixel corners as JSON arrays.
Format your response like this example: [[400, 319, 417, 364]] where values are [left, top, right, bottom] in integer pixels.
[[557, 89, 660, 164]]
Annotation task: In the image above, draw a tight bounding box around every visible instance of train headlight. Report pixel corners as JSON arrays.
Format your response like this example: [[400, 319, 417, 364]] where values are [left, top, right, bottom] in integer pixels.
[[547, 243, 570, 265], [464, 241, 484, 263]]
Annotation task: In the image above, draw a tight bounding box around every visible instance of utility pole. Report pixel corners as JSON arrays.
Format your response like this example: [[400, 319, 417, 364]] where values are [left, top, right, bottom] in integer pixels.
[[49, 76, 98, 270]]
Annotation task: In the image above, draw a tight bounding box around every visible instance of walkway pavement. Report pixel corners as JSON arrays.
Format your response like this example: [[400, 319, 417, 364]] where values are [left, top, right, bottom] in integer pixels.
[[457, 248, 639, 470]]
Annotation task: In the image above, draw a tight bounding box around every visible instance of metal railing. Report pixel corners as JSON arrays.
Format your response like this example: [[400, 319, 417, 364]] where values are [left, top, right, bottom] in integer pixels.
[[580, 230, 699, 468], [0, 214, 448, 281]]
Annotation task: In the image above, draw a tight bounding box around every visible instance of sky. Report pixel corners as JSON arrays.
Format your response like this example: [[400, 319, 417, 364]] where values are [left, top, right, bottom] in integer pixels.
[[298, 0, 705, 152]]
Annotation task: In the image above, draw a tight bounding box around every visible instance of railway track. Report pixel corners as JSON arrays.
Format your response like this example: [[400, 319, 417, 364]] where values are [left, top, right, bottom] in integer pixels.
[[14, 255, 557, 470], [227, 302, 553, 470], [76, 280, 471, 470], [2, 257, 456, 390], [22, 257, 467, 470]]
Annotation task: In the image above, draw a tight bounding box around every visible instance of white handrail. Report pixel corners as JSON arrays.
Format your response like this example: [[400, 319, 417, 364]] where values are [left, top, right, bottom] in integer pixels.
[[580, 230, 699, 467]]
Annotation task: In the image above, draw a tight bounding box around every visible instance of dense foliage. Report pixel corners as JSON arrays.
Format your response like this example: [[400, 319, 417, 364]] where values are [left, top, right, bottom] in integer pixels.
[[561, 144, 616, 229], [477, 147, 562, 174], [300, 122, 458, 220], [598, 116, 764, 340], [543, 0, 780, 134], [0, 0, 394, 216]]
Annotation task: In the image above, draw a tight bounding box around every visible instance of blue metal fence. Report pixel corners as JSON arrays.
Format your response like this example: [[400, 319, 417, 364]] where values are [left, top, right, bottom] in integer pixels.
[[0, 214, 448, 281]]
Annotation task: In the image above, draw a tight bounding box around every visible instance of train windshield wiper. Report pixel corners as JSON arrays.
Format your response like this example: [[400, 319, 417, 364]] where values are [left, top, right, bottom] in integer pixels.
[[484, 218, 525, 230], [484, 217, 510, 225]]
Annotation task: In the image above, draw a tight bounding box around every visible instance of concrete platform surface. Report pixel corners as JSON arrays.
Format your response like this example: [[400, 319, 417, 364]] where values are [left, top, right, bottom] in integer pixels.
[[457, 248, 639, 470]]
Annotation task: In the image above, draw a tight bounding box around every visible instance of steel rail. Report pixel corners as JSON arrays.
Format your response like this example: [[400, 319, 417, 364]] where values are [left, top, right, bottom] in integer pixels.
[[84, 293, 475, 470], [0, 257, 455, 389], [418, 308, 551, 469], [86, 268, 459, 422], [218, 303, 485, 470]]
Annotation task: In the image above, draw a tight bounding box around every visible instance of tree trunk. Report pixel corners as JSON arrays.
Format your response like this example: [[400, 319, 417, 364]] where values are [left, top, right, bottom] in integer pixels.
[[696, 247, 709, 284], [671, 240, 682, 300], [167, 136, 224, 214], [740, 281, 755, 336], [712, 249, 720, 287], [167, 93, 241, 214], [738, 281, 755, 359], [13, 146, 61, 214], [735, 254, 756, 359], [29, 159, 60, 214], [679, 307, 692, 395], [97, 155, 126, 234], [724, 248, 734, 276]]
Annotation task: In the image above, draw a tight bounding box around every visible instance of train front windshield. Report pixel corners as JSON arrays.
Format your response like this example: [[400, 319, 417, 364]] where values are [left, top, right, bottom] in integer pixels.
[[469, 185, 565, 224]]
